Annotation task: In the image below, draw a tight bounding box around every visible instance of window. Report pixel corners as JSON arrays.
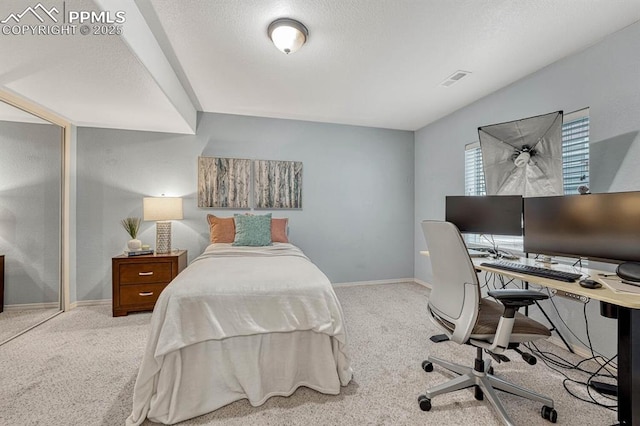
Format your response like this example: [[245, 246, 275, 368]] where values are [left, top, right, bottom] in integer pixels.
[[464, 142, 485, 196], [561, 109, 590, 194], [464, 109, 590, 196]]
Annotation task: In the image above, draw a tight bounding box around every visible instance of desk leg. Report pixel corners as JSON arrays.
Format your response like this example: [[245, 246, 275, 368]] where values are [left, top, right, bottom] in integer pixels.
[[532, 299, 574, 353], [618, 307, 640, 425]]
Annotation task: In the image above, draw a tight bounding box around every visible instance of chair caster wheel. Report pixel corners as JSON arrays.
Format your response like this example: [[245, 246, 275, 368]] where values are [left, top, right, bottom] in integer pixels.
[[523, 353, 537, 365], [421, 361, 433, 372], [541, 405, 557, 423], [418, 394, 432, 411]]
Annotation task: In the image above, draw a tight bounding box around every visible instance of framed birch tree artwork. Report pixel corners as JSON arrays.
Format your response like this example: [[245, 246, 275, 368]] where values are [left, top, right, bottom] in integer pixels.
[[198, 157, 251, 208], [254, 160, 303, 209]]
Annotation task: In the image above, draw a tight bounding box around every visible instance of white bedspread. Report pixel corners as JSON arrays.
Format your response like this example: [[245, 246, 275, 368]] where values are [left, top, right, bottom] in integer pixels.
[[127, 243, 352, 425]]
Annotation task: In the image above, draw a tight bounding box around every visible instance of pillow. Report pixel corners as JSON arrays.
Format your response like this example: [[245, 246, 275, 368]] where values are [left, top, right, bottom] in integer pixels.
[[207, 214, 235, 243], [233, 213, 272, 246], [271, 218, 289, 243]]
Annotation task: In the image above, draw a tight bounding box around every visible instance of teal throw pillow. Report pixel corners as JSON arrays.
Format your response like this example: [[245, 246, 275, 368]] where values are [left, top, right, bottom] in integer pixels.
[[233, 213, 272, 246]]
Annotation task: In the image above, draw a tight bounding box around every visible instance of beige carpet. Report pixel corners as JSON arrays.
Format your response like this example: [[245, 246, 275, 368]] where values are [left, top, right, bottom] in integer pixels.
[[0, 283, 617, 425], [0, 307, 61, 344]]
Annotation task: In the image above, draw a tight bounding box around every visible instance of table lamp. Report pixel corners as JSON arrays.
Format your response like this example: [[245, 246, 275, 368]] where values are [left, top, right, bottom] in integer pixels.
[[143, 197, 183, 254]]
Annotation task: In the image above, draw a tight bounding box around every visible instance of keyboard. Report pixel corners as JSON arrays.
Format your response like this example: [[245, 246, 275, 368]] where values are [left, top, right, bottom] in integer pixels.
[[481, 260, 582, 283]]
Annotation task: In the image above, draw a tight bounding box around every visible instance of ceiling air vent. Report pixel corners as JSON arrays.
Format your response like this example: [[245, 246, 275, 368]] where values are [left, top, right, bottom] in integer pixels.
[[440, 70, 471, 87]]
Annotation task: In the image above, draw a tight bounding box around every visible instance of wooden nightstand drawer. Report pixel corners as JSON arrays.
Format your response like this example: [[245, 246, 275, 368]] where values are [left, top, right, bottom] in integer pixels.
[[120, 283, 166, 307], [119, 262, 173, 285], [112, 250, 187, 317]]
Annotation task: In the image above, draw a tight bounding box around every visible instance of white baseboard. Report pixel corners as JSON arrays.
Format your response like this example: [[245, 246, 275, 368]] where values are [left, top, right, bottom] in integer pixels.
[[70, 299, 111, 309], [547, 335, 618, 371], [4, 302, 59, 311], [332, 278, 415, 288], [45, 284, 618, 369], [414, 278, 432, 289], [69, 280, 428, 305]]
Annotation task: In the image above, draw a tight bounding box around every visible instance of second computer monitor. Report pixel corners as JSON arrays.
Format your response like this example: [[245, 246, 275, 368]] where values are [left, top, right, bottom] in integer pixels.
[[523, 191, 640, 263], [445, 195, 523, 236]]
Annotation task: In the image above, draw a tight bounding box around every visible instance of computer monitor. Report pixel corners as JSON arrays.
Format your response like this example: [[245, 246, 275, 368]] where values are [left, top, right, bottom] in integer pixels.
[[523, 192, 640, 263], [445, 195, 523, 236]]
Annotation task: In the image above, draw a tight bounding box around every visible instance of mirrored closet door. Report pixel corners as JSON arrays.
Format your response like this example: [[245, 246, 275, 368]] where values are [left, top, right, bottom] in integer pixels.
[[0, 100, 63, 345]]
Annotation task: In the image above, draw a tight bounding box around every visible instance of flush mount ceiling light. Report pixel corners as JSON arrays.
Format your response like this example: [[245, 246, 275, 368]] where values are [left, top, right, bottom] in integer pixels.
[[268, 18, 308, 54]]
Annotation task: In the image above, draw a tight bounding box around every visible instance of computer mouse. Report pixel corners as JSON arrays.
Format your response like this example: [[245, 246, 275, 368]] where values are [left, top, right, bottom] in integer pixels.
[[579, 279, 602, 289]]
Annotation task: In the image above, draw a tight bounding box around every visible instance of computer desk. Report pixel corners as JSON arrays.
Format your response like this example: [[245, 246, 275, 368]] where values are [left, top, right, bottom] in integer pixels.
[[475, 258, 640, 426]]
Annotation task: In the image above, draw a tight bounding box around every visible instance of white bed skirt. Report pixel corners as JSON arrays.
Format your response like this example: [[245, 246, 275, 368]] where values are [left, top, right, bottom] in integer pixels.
[[143, 330, 349, 425]]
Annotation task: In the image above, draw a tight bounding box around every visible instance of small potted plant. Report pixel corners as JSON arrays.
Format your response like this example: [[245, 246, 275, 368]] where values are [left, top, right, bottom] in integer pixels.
[[121, 217, 142, 251]]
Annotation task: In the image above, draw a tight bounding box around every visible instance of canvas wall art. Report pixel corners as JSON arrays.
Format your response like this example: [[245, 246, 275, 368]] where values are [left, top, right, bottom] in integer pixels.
[[254, 160, 303, 209], [198, 157, 251, 208]]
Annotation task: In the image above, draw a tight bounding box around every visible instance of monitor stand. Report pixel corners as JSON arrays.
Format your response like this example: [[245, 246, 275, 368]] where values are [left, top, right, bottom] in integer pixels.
[[535, 255, 558, 265], [524, 252, 574, 354]]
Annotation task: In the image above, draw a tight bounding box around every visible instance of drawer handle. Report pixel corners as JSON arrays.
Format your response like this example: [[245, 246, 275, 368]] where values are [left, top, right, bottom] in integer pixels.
[[138, 272, 154, 276], [139, 292, 154, 297]]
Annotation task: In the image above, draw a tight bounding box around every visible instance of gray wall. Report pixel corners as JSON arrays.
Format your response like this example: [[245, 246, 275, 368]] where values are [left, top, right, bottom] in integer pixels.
[[414, 22, 640, 356], [0, 120, 62, 305], [76, 113, 414, 301]]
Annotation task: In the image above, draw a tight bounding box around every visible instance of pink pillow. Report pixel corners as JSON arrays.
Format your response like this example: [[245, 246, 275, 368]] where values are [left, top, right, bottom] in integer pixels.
[[271, 218, 289, 243], [207, 214, 235, 243]]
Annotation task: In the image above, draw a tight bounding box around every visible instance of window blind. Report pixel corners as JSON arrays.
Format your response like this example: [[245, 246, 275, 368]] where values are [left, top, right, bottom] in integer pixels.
[[562, 115, 590, 194], [464, 142, 486, 196]]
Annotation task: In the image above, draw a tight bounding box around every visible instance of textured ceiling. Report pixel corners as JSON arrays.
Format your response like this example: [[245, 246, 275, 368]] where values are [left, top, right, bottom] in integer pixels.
[[1, 0, 640, 132], [0, 0, 194, 133]]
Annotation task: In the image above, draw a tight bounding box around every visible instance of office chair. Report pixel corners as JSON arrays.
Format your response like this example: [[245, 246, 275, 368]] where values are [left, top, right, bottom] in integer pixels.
[[419, 221, 558, 425]]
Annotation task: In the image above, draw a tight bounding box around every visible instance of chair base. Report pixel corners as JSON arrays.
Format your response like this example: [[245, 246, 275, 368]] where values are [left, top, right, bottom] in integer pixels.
[[420, 355, 556, 426]]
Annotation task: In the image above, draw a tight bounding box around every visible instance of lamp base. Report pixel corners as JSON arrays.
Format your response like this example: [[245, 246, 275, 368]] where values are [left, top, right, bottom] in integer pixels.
[[156, 221, 172, 254]]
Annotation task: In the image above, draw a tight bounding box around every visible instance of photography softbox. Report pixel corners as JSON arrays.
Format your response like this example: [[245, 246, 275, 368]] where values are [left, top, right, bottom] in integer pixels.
[[478, 111, 564, 197]]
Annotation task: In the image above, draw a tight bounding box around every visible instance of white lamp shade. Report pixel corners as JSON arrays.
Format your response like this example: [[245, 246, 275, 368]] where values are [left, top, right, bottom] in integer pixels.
[[268, 19, 308, 54], [143, 197, 183, 221]]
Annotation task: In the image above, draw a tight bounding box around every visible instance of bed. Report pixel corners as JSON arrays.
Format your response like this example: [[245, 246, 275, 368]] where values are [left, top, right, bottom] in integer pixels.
[[126, 243, 353, 425]]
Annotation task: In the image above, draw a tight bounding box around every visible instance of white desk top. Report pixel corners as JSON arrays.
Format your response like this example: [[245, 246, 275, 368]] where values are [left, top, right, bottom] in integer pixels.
[[419, 250, 640, 309], [474, 257, 640, 309]]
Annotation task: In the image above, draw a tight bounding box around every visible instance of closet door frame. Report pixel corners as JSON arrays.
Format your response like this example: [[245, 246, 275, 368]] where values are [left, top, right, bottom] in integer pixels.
[[0, 90, 72, 312]]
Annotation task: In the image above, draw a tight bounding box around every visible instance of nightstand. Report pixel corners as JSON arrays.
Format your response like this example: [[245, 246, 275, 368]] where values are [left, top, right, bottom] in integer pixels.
[[112, 250, 187, 317]]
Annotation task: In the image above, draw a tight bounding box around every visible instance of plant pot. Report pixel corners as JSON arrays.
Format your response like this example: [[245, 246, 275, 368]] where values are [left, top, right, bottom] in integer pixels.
[[127, 239, 142, 251]]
